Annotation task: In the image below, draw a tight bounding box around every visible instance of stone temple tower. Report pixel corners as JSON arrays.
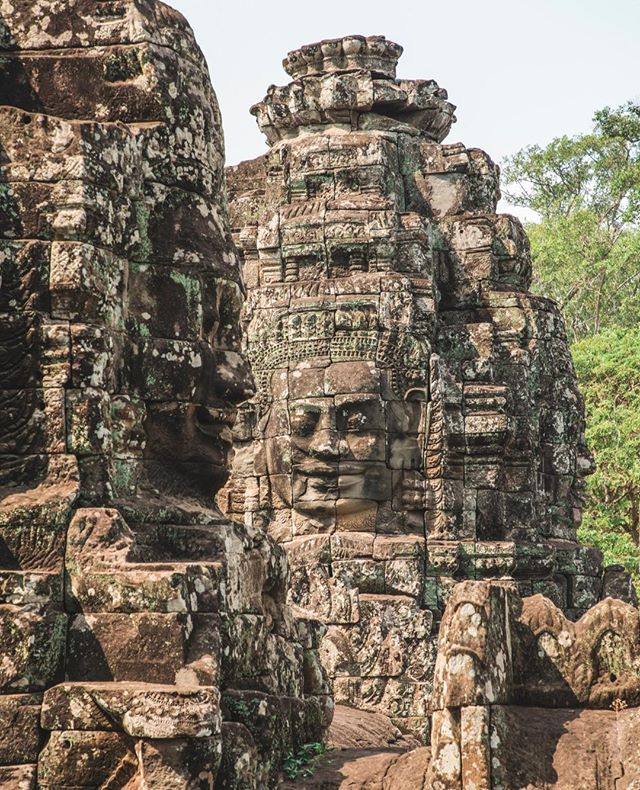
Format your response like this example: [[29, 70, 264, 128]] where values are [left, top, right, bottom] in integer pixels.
[[223, 35, 606, 739], [0, 3, 330, 787]]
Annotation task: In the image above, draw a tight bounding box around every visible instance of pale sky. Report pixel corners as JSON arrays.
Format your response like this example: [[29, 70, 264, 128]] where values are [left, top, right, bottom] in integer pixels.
[[169, 0, 639, 176]]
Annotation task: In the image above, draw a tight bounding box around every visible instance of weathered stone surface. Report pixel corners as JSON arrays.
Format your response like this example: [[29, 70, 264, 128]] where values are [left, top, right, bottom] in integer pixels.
[[518, 593, 640, 708], [3, 6, 636, 783], [0, 2, 330, 786], [489, 706, 640, 790], [279, 705, 427, 790], [0, 694, 41, 765], [0, 606, 66, 692], [0, 765, 37, 789], [426, 581, 640, 788], [37, 731, 136, 789], [431, 582, 516, 709], [220, 689, 324, 783], [433, 581, 640, 712], [326, 705, 418, 751], [217, 722, 261, 790], [427, 704, 640, 790], [41, 682, 221, 739], [223, 34, 610, 738]]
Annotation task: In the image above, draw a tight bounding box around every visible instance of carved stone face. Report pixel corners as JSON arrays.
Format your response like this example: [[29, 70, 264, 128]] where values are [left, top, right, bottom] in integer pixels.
[[261, 360, 427, 525], [154, 278, 253, 474], [0, 10, 333, 790], [0, 1, 256, 509], [139, 318, 255, 499]]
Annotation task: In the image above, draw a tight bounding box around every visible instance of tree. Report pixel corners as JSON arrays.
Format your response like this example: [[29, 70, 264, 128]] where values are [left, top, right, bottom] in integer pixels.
[[503, 103, 640, 585], [573, 328, 640, 582], [503, 102, 640, 341]]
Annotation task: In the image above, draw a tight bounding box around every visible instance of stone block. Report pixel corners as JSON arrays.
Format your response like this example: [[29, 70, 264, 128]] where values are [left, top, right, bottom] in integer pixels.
[[66, 612, 220, 687], [217, 722, 260, 790], [0, 606, 66, 692], [65, 388, 112, 456], [384, 558, 425, 597], [0, 765, 36, 789], [65, 508, 224, 614], [41, 682, 221, 739], [0, 570, 63, 606], [333, 558, 385, 594], [431, 582, 517, 709], [37, 730, 133, 789], [135, 737, 222, 790], [0, 694, 41, 765], [220, 690, 292, 775], [50, 242, 124, 324], [460, 706, 490, 790]]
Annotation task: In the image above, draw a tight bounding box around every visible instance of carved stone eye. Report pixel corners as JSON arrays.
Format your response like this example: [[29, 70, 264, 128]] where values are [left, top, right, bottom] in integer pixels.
[[290, 408, 321, 437], [337, 406, 368, 432]]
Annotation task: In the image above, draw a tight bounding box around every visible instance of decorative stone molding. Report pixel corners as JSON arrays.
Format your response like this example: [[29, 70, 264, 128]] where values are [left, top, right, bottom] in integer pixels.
[[427, 581, 640, 788], [252, 34, 456, 145]]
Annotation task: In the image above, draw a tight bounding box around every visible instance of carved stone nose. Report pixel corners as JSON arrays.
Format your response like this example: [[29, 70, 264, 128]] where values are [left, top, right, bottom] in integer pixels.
[[307, 427, 340, 459]]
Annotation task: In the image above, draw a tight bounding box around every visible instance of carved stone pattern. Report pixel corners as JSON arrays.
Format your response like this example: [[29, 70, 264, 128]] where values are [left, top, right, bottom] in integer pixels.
[[223, 34, 615, 740], [427, 581, 640, 789]]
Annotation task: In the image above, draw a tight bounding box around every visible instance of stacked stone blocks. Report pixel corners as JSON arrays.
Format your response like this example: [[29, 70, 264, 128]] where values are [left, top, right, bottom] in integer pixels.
[[0, 3, 330, 787], [223, 35, 609, 739]]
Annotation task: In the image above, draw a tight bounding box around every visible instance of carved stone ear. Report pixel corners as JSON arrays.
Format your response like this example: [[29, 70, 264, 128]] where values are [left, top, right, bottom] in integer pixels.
[[256, 408, 271, 435], [404, 387, 429, 402]]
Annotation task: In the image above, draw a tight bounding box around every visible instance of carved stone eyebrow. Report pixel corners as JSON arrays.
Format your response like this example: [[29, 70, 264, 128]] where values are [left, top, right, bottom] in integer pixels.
[[290, 401, 325, 412], [334, 393, 381, 407], [336, 398, 378, 410]]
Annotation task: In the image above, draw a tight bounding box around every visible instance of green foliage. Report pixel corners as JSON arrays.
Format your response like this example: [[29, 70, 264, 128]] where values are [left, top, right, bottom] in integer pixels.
[[578, 521, 640, 588], [503, 102, 640, 224], [222, 694, 251, 719], [572, 329, 640, 573], [527, 216, 640, 341], [503, 102, 640, 342], [282, 742, 327, 780], [503, 104, 640, 581]]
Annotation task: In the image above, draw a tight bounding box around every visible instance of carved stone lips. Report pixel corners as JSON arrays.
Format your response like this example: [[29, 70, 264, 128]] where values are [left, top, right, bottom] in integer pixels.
[[295, 462, 338, 477], [339, 463, 372, 476], [195, 406, 237, 437], [295, 462, 369, 478]]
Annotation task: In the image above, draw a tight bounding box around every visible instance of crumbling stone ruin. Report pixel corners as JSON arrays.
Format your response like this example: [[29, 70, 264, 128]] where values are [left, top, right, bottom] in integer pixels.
[[2, 2, 640, 785], [223, 34, 624, 739], [279, 581, 640, 788], [427, 581, 640, 789], [0, 2, 330, 787]]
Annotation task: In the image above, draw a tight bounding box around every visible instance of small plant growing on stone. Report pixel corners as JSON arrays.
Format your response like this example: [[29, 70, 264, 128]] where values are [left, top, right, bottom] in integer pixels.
[[222, 694, 251, 720], [611, 698, 628, 715], [282, 742, 327, 780]]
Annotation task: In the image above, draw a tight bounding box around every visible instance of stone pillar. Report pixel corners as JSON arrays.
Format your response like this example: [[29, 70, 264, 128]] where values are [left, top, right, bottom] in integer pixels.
[[426, 580, 640, 788], [0, 3, 330, 787]]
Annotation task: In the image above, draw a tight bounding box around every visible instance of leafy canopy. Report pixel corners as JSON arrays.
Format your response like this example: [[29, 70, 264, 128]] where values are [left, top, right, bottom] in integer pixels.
[[503, 102, 640, 341], [504, 103, 640, 582], [573, 328, 640, 581]]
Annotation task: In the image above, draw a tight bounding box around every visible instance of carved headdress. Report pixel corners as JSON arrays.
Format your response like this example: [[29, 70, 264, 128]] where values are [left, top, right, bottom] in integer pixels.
[[244, 272, 434, 410]]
